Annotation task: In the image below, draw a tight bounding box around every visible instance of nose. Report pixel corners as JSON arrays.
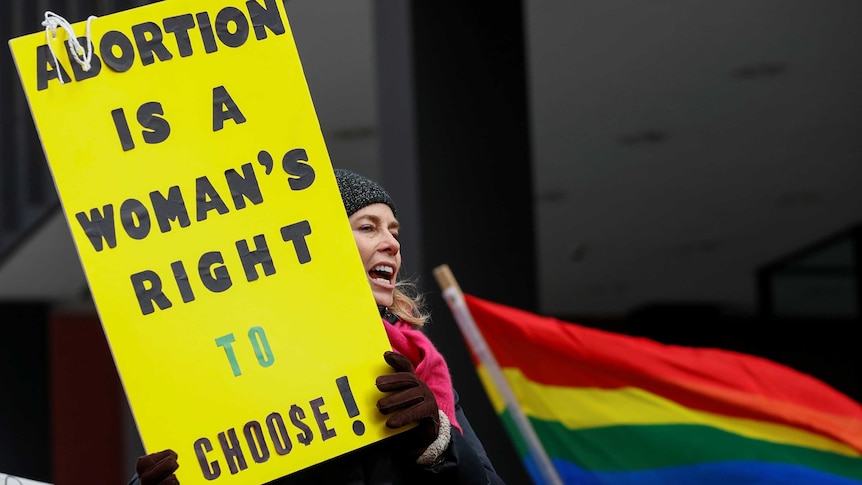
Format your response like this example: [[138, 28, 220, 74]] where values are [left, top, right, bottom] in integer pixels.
[[379, 231, 400, 254]]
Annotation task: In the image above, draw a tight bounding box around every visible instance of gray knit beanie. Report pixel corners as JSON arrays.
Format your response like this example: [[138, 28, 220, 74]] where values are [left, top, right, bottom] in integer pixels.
[[334, 169, 397, 218]]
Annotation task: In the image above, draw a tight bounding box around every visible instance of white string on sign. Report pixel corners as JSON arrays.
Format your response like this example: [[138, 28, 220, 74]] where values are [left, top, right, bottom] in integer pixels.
[[41, 11, 98, 84]]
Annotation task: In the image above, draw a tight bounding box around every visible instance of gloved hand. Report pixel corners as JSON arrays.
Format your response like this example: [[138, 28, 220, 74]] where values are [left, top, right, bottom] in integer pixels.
[[136, 449, 179, 485], [376, 351, 440, 454]]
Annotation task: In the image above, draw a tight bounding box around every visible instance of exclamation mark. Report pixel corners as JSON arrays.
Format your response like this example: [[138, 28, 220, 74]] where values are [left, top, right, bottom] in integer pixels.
[[336, 376, 365, 436]]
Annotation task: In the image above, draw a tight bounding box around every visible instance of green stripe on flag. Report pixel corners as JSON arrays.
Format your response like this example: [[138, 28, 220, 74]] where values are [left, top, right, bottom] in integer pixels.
[[497, 409, 862, 481]]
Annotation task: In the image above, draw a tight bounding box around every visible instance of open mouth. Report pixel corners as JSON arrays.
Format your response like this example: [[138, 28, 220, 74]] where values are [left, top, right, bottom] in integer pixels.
[[369, 264, 395, 284]]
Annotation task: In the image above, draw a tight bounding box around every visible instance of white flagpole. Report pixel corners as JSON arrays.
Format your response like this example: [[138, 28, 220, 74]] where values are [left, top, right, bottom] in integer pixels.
[[434, 265, 564, 485]]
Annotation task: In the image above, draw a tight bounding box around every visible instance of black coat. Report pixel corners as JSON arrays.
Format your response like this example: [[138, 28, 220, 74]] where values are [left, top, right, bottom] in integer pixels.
[[267, 391, 504, 485]]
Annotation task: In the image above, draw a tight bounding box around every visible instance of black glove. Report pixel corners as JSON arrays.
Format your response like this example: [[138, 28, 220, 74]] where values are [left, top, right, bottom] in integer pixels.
[[136, 449, 179, 485], [376, 351, 440, 454]]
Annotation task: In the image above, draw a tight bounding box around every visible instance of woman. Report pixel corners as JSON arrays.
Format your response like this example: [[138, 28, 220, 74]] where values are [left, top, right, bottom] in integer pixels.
[[134, 169, 503, 484]]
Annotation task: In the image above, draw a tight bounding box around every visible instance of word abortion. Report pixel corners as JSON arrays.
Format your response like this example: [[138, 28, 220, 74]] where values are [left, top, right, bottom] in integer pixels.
[[37, 0, 290, 90]]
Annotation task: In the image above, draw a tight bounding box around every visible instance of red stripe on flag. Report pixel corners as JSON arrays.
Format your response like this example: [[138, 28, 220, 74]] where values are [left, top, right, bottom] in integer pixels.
[[463, 294, 862, 453]]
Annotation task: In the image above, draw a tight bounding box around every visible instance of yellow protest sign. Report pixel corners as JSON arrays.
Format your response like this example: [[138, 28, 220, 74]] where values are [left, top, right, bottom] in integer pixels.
[[8, 1, 397, 483]]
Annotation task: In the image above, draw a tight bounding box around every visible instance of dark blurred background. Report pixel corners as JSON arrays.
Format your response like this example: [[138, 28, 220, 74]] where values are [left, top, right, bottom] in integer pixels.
[[1, 1, 860, 483]]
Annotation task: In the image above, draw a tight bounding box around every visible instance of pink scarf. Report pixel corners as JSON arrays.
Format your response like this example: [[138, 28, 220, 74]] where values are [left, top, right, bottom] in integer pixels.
[[383, 319, 462, 433]]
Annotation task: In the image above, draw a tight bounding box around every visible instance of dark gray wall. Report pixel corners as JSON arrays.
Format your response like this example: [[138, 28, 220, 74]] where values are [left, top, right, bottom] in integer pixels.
[[375, 1, 536, 483], [0, 304, 51, 482]]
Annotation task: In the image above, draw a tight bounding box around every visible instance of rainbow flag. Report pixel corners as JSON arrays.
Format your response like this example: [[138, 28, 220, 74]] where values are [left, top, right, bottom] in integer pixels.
[[462, 294, 862, 485]]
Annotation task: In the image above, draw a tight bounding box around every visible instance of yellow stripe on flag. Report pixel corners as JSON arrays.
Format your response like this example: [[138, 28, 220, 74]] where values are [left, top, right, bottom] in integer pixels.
[[477, 364, 861, 458]]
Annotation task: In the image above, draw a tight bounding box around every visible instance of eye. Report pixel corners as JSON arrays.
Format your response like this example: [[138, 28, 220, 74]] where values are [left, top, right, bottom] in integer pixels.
[[391, 231, 400, 241]]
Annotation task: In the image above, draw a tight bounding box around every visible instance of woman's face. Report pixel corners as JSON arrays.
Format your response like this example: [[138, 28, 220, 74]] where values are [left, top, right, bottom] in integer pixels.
[[348, 203, 401, 307]]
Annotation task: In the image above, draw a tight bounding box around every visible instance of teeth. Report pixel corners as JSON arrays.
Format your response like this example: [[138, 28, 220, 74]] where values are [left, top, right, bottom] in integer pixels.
[[370, 264, 394, 285]]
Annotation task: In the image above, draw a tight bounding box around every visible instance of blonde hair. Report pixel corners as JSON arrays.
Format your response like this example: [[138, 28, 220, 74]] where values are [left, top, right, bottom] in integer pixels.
[[389, 279, 429, 326]]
